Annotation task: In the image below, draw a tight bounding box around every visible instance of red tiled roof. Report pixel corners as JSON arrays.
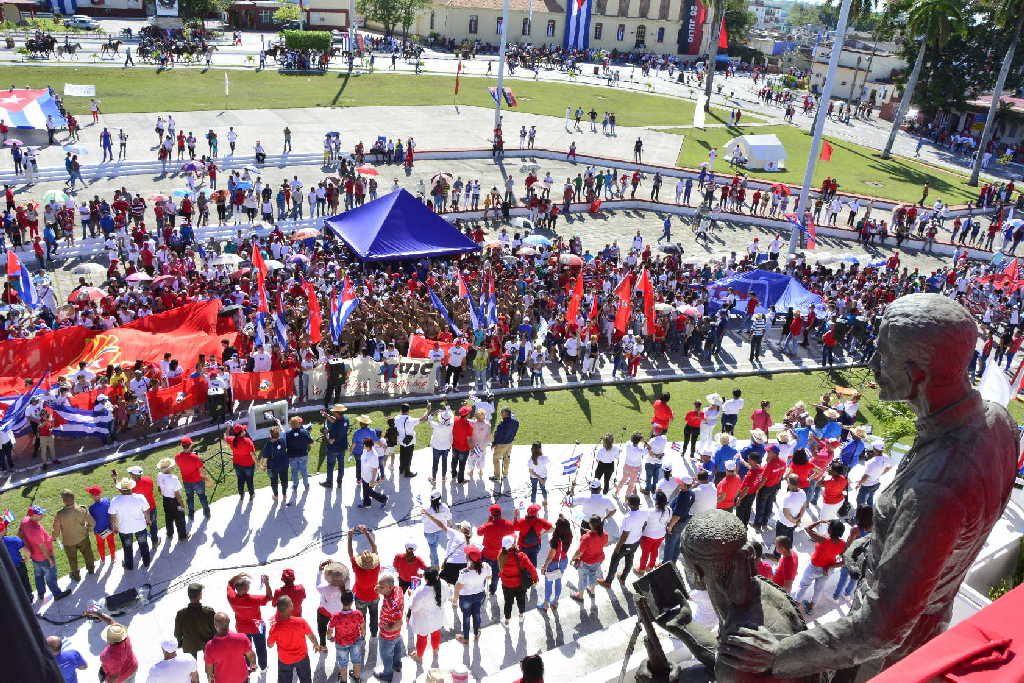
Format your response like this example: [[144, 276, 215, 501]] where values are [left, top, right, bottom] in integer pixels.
[[437, 0, 565, 12]]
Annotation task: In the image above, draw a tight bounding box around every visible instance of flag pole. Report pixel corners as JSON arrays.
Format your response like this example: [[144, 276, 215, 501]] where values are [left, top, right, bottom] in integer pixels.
[[494, 0, 510, 131]]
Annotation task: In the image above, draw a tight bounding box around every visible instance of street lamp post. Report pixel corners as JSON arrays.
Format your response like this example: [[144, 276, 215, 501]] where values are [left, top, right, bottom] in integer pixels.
[[787, 0, 854, 254], [494, 0, 510, 131]]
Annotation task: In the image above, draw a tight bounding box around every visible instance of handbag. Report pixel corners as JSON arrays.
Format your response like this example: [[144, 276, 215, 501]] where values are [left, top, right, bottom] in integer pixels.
[[838, 480, 852, 518], [515, 552, 535, 589]]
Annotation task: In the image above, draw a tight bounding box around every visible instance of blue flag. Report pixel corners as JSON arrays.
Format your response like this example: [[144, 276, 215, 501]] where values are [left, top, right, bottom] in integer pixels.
[[428, 287, 463, 336]]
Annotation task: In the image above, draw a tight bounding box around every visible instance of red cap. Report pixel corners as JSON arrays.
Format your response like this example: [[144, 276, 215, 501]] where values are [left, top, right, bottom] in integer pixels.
[[526, 503, 541, 516], [488, 504, 502, 515], [180, 437, 193, 447], [232, 423, 246, 435], [458, 406, 472, 417], [465, 545, 482, 562], [281, 568, 295, 582], [85, 485, 102, 496]]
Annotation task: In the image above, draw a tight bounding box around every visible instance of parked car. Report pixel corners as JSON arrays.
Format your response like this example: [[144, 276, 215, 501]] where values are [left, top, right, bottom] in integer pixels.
[[65, 15, 100, 30], [278, 20, 301, 31]]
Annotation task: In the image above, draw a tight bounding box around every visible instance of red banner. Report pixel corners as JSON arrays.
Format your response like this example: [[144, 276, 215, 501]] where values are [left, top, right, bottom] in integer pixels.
[[69, 385, 124, 410], [0, 301, 237, 380], [147, 377, 209, 422], [407, 334, 469, 362], [231, 369, 296, 401], [681, 0, 707, 56]]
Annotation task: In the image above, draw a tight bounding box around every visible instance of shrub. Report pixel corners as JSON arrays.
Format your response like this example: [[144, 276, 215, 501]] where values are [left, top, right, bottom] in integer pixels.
[[282, 30, 330, 52]]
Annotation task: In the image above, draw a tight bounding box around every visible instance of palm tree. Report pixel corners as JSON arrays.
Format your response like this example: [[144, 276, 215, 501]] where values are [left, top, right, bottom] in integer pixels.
[[881, 0, 967, 159], [970, 0, 1024, 186]]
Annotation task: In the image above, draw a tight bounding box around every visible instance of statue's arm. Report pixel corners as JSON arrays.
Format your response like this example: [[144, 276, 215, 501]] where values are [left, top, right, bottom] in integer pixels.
[[770, 483, 967, 677], [656, 601, 719, 670]]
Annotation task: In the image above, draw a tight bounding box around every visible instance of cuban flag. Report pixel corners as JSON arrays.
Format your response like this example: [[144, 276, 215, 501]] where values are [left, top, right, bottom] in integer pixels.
[[561, 452, 582, 475], [428, 287, 463, 336], [6, 251, 38, 308], [483, 272, 498, 326], [785, 212, 816, 250], [273, 293, 290, 351], [330, 279, 359, 345], [0, 88, 66, 130], [51, 404, 114, 439], [0, 374, 47, 435], [563, 0, 593, 50], [250, 246, 270, 347], [457, 272, 483, 331]]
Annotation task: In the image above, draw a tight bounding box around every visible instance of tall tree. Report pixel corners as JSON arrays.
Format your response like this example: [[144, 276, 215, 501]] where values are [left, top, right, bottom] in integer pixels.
[[881, 0, 967, 159], [702, 0, 726, 112], [970, 0, 1024, 186], [357, 0, 402, 37]]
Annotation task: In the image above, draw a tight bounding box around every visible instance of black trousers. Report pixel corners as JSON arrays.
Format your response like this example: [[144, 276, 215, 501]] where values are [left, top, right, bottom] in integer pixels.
[[775, 521, 795, 548], [735, 494, 755, 526], [502, 586, 527, 620], [605, 541, 639, 581], [316, 610, 330, 647], [323, 381, 344, 408], [362, 480, 387, 506], [161, 496, 187, 540], [682, 425, 700, 457], [398, 444, 415, 474], [594, 462, 615, 493]]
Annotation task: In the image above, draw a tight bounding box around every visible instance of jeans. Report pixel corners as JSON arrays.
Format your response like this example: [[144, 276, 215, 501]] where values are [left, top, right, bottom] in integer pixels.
[[530, 476, 547, 503], [451, 449, 468, 482], [662, 526, 684, 563], [278, 656, 311, 683], [183, 480, 210, 519], [484, 557, 500, 594], [335, 640, 364, 666], [356, 598, 379, 636], [604, 541, 639, 581], [459, 592, 484, 639], [234, 464, 255, 497], [424, 530, 444, 568], [376, 636, 403, 679], [753, 484, 781, 527], [31, 559, 62, 598], [643, 463, 661, 493], [431, 448, 448, 480], [325, 449, 346, 485], [542, 557, 568, 605], [119, 530, 151, 570], [832, 567, 857, 599], [794, 564, 829, 607], [856, 483, 880, 508], [289, 456, 309, 487], [577, 561, 601, 593], [248, 623, 267, 670]]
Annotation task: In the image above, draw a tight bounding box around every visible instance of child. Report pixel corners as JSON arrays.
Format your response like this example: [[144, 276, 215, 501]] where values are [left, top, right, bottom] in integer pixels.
[[772, 535, 798, 592], [383, 418, 398, 472], [752, 541, 773, 580], [329, 591, 365, 683], [497, 353, 512, 387]]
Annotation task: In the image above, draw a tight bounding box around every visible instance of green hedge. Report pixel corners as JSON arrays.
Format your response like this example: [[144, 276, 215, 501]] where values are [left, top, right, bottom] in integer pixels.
[[282, 30, 331, 51]]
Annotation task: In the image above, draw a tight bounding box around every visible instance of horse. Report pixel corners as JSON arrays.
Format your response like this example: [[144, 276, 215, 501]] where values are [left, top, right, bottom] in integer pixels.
[[100, 39, 121, 56], [264, 44, 286, 63], [56, 42, 82, 59], [25, 34, 56, 58]]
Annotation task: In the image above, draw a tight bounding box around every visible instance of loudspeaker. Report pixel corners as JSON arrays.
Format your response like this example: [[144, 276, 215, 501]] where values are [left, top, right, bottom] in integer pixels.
[[104, 588, 140, 613]]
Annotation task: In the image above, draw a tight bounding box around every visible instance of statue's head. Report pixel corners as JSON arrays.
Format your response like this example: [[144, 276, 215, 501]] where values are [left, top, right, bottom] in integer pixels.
[[681, 510, 756, 598], [869, 294, 976, 403]]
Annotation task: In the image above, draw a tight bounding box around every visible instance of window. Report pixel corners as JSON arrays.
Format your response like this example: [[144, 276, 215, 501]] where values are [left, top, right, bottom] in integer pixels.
[[257, 9, 273, 24], [616, 23, 625, 41], [594, 22, 603, 40], [496, 16, 503, 34], [546, 19, 556, 37], [634, 24, 645, 48], [429, 11, 435, 30], [656, 26, 664, 43], [522, 17, 531, 35], [468, 15, 478, 34]]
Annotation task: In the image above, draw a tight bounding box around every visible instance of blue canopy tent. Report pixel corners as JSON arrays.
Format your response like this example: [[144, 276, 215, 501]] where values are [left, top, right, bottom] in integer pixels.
[[706, 270, 822, 314], [324, 189, 481, 262]]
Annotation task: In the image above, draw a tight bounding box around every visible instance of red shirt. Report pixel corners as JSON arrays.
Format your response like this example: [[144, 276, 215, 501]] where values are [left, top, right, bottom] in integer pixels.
[[810, 538, 846, 568], [392, 553, 427, 583], [757, 560, 773, 579], [329, 609, 364, 646], [226, 584, 270, 634], [684, 410, 703, 428], [452, 417, 473, 451], [132, 476, 157, 510], [350, 556, 380, 603], [378, 589, 404, 640], [773, 553, 798, 585], [267, 615, 313, 665], [273, 584, 306, 618], [204, 633, 253, 683], [821, 476, 849, 505], [716, 475, 742, 509], [225, 435, 257, 467], [739, 464, 763, 495], [513, 516, 552, 550], [761, 457, 787, 488], [477, 517, 515, 560], [175, 451, 204, 483], [652, 400, 674, 431], [577, 531, 607, 564]]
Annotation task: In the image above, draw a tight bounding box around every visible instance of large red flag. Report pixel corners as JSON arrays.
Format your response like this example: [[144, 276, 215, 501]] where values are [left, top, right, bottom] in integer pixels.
[[588, 293, 601, 320], [565, 274, 584, 324], [819, 141, 833, 162], [613, 274, 633, 335], [719, 17, 728, 50], [251, 246, 269, 313], [69, 385, 124, 410], [231, 369, 296, 401], [636, 269, 656, 335], [302, 281, 323, 344], [147, 377, 208, 421]]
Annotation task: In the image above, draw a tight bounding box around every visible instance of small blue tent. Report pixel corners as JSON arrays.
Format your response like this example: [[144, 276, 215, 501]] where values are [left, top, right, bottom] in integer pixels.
[[324, 189, 481, 262], [706, 270, 822, 314]]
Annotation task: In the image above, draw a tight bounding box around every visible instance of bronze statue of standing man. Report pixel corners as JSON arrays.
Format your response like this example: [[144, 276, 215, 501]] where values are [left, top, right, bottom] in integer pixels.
[[720, 293, 1019, 681]]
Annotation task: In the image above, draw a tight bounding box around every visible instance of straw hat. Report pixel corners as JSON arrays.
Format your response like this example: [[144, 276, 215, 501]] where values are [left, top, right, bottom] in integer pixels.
[[330, 404, 348, 413], [102, 623, 128, 644], [157, 458, 175, 473], [824, 408, 840, 420], [357, 415, 373, 425], [116, 478, 136, 491], [852, 426, 868, 440], [705, 393, 723, 406], [356, 551, 379, 570], [717, 433, 732, 446], [749, 429, 767, 444]]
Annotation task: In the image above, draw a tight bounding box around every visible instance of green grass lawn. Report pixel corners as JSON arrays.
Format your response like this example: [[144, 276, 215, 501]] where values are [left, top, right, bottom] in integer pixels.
[[7, 368, 1021, 579], [4, 66, 727, 126], [659, 123, 978, 206]]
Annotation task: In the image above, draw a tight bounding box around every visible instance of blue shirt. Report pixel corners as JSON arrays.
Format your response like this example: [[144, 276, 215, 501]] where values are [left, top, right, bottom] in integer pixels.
[[261, 437, 289, 472], [285, 427, 314, 457], [712, 444, 737, 473], [493, 416, 520, 445], [325, 416, 349, 454], [3, 535, 24, 567], [54, 648, 87, 683], [351, 426, 379, 456], [816, 421, 842, 441], [88, 498, 111, 533], [839, 439, 865, 469], [793, 427, 812, 451]]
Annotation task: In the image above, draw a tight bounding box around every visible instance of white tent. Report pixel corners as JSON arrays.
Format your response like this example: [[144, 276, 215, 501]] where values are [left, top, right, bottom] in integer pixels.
[[722, 134, 787, 172]]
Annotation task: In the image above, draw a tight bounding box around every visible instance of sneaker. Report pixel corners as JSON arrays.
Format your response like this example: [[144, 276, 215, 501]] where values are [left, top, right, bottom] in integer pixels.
[[320, 482, 333, 489], [380, 495, 389, 509], [54, 590, 72, 601]]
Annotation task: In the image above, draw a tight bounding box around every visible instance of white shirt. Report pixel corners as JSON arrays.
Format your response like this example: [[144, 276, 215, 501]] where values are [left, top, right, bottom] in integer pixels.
[[595, 445, 620, 464], [146, 653, 197, 682], [620, 509, 648, 544], [861, 454, 891, 486], [447, 346, 467, 367], [444, 527, 468, 563], [429, 418, 453, 450], [360, 449, 379, 484], [578, 492, 616, 520], [317, 570, 349, 613], [456, 563, 492, 596], [722, 398, 744, 417], [527, 455, 550, 479], [422, 502, 451, 534], [655, 477, 678, 500], [779, 489, 807, 527], [691, 483, 717, 514], [624, 443, 645, 467], [251, 351, 272, 372], [643, 507, 671, 540], [396, 414, 421, 446], [156, 472, 183, 498], [108, 493, 150, 534]]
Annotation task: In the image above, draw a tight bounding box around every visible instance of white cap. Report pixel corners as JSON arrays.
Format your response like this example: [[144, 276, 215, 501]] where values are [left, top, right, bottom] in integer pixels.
[[501, 535, 515, 549], [871, 438, 885, 450], [404, 541, 417, 550], [160, 638, 178, 653], [724, 460, 737, 471], [126, 466, 144, 476], [430, 489, 442, 500], [679, 474, 694, 485], [589, 479, 601, 489]]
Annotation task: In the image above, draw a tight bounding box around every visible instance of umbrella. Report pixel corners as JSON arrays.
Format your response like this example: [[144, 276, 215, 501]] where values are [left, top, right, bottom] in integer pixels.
[[3, 139, 24, 147], [219, 304, 243, 313], [659, 244, 682, 254], [171, 188, 193, 199], [71, 262, 107, 276], [126, 271, 152, 282], [430, 172, 454, 185], [68, 286, 105, 303], [209, 253, 242, 266], [356, 166, 379, 176], [654, 302, 675, 313], [677, 305, 701, 318], [559, 254, 583, 266], [483, 241, 505, 251], [264, 259, 285, 271], [242, 165, 260, 174], [234, 180, 253, 190], [288, 254, 310, 264], [62, 144, 88, 155], [180, 160, 204, 172], [42, 189, 67, 204], [522, 234, 552, 247], [517, 246, 538, 256], [152, 275, 177, 286], [511, 217, 536, 231], [229, 268, 252, 278], [150, 193, 169, 203], [290, 228, 320, 241]]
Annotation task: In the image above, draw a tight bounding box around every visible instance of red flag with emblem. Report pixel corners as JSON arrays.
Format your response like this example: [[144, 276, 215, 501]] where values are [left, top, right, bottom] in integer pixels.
[[231, 369, 296, 401], [588, 293, 601, 320], [301, 281, 322, 344], [146, 377, 208, 422], [613, 274, 633, 335]]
